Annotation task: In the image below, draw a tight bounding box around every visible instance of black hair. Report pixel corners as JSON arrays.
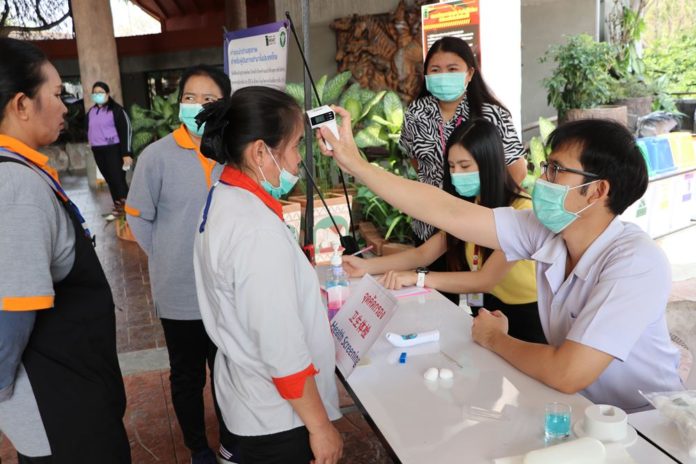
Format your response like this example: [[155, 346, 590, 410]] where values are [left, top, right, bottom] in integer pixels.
[[196, 86, 302, 166], [546, 119, 648, 215], [91, 80, 117, 112], [177, 64, 232, 103], [0, 38, 49, 122], [418, 36, 506, 118], [441, 118, 526, 271]]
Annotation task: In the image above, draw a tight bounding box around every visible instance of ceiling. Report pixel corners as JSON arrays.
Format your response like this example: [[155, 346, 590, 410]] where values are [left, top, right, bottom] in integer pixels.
[[130, 0, 224, 22]]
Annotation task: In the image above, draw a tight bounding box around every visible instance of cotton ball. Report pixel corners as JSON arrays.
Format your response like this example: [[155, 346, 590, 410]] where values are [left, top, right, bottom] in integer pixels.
[[424, 367, 439, 382]]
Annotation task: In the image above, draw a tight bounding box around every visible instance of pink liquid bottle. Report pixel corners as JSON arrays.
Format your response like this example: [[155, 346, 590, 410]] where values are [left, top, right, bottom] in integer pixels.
[[326, 242, 349, 320]]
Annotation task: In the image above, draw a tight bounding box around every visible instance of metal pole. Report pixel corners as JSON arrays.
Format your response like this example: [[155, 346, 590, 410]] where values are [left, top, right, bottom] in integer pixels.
[[302, 0, 314, 256]]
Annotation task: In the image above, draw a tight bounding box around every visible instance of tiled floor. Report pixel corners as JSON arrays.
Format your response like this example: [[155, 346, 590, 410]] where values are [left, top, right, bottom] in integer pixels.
[[0, 175, 392, 464]]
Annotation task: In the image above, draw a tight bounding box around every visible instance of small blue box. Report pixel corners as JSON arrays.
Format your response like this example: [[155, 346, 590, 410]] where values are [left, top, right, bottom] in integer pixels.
[[638, 136, 677, 176]]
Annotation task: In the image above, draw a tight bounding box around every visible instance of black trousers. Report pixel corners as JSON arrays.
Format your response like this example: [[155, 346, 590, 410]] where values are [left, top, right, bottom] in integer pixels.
[[91, 144, 128, 203], [234, 426, 313, 464], [17, 454, 52, 463], [471, 293, 547, 344], [160, 318, 236, 454]]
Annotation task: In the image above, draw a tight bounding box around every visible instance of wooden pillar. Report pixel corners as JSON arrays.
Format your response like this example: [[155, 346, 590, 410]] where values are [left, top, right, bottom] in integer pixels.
[[72, 0, 122, 106], [225, 0, 247, 31], [71, 0, 122, 187]]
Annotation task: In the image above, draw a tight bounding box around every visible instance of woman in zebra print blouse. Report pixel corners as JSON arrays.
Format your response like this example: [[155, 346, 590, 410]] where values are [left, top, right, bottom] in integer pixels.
[[400, 36, 527, 243]]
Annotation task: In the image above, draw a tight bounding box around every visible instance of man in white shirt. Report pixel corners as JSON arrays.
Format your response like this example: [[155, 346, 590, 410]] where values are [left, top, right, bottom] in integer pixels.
[[320, 112, 683, 412]]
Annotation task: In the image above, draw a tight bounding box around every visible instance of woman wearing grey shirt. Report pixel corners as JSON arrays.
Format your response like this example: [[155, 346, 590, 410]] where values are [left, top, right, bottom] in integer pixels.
[[126, 65, 236, 464]]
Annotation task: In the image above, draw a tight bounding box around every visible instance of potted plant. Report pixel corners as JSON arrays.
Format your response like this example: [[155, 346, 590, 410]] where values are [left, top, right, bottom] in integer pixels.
[[541, 34, 627, 125], [604, 0, 654, 132], [129, 92, 181, 157], [609, 75, 653, 132]]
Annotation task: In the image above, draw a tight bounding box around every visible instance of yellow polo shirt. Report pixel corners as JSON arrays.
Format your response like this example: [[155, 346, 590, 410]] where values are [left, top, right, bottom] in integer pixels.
[[465, 196, 537, 304]]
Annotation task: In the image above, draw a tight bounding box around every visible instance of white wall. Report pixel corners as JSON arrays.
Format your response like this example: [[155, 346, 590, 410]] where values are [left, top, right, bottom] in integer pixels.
[[521, 0, 599, 135], [480, 0, 522, 135]]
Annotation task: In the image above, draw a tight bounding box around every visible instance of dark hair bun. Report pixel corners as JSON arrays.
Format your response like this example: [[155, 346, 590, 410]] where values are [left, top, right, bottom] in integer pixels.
[[198, 100, 231, 164]]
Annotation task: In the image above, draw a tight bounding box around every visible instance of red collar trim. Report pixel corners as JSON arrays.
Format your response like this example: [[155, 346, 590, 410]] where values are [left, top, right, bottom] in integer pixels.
[[219, 165, 283, 220]]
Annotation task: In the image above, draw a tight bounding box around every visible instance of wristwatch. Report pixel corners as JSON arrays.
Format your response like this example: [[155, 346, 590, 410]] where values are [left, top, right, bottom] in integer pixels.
[[416, 267, 429, 288]]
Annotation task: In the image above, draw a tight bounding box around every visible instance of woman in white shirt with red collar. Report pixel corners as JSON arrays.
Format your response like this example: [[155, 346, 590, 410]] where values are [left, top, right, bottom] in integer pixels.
[[192, 86, 342, 464]]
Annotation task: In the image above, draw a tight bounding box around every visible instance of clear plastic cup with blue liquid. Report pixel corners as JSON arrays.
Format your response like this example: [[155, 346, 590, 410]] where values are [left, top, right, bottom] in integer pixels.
[[544, 402, 571, 440]]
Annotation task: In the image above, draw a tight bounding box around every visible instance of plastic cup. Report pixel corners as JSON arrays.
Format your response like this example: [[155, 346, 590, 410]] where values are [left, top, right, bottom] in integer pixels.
[[545, 402, 571, 440]]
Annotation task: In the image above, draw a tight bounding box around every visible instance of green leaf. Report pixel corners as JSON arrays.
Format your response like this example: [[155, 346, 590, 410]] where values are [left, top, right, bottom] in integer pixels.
[[344, 98, 362, 126], [132, 131, 154, 155], [152, 96, 165, 114], [161, 103, 174, 120], [130, 117, 156, 132], [285, 83, 304, 106], [383, 91, 404, 128], [339, 83, 362, 108], [359, 88, 377, 105], [322, 71, 352, 104], [538, 117, 556, 143], [370, 115, 400, 132], [529, 137, 546, 177], [359, 90, 386, 120], [157, 127, 171, 138], [355, 125, 388, 148], [384, 215, 403, 241], [315, 75, 328, 104]]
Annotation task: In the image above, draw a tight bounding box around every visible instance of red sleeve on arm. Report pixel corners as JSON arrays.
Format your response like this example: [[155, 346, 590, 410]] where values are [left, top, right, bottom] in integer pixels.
[[272, 364, 319, 400]]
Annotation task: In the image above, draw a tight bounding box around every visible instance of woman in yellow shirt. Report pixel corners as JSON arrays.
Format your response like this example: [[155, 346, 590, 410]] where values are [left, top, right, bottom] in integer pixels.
[[344, 118, 544, 343]]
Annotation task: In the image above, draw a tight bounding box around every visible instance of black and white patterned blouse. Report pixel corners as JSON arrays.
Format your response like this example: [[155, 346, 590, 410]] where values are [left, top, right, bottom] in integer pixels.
[[399, 95, 525, 241]]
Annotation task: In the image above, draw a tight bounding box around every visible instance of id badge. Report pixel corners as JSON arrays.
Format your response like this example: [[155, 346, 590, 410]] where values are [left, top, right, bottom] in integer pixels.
[[467, 292, 484, 307]]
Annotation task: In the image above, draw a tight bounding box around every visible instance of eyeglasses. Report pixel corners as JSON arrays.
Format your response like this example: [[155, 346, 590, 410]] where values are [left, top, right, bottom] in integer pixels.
[[540, 160, 599, 184]]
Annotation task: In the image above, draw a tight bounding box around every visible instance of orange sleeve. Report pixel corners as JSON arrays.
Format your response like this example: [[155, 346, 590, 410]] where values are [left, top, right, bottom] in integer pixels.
[[124, 203, 141, 217], [272, 364, 319, 400], [2, 295, 54, 311]]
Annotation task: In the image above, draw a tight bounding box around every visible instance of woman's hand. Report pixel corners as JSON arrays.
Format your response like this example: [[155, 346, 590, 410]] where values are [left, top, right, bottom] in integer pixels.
[[309, 422, 343, 464], [342, 255, 370, 277], [378, 270, 417, 290], [122, 155, 133, 170], [472, 308, 508, 350], [315, 106, 368, 177]]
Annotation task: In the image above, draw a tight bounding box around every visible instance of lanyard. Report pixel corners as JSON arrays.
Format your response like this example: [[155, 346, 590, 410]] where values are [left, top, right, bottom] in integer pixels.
[[0, 148, 93, 241], [439, 115, 464, 154]]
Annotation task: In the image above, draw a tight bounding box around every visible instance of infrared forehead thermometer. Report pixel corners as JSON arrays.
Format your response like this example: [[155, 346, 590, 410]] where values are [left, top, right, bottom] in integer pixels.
[[306, 105, 340, 150]]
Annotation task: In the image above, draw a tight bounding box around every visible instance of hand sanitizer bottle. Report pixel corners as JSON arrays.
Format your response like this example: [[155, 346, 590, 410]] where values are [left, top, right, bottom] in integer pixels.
[[326, 242, 349, 319]]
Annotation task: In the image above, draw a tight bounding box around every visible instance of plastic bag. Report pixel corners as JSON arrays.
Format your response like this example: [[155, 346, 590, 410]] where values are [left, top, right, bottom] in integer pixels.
[[641, 389, 696, 458], [635, 111, 679, 137]]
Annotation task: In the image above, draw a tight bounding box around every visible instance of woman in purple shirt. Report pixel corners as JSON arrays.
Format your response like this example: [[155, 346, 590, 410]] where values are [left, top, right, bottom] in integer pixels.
[[86, 81, 132, 220]]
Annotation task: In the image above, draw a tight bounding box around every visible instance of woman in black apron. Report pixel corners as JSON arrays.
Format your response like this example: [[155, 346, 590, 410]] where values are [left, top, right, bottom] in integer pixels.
[[0, 38, 130, 463]]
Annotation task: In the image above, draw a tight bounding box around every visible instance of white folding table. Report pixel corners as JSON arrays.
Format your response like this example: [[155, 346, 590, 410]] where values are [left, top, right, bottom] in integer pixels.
[[337, 287, 677, 463]]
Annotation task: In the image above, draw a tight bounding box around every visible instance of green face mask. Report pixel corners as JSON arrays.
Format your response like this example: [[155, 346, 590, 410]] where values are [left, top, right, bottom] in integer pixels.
[[258, 144, 299, 199], [532, 179, 598, 234], [425, 72, 468, 102], [451, 171, 480, 197], [179, 103, 205, 137], [91, 93, 107, 105]]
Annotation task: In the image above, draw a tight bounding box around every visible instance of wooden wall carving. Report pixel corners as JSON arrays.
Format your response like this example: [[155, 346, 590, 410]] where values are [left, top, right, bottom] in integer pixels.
[[330, 0, 436, 103]]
